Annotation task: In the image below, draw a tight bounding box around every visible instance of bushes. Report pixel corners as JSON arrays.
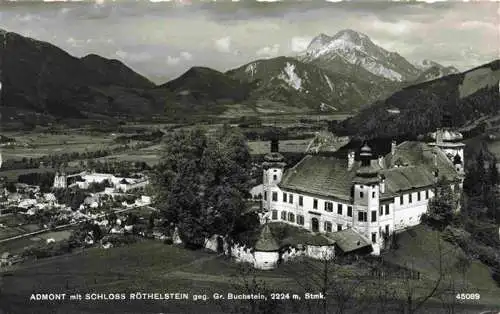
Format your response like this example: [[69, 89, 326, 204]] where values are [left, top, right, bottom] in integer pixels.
[[21, 240, 72, 260], [101, 234, 138, 247]]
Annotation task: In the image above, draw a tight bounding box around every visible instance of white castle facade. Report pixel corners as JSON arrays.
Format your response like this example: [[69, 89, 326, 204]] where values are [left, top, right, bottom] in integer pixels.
[[260, 128, 465, 252]]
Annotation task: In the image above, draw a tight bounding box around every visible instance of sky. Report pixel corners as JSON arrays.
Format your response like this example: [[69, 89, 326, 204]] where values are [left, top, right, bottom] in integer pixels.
[[0, 1, 499, 84]]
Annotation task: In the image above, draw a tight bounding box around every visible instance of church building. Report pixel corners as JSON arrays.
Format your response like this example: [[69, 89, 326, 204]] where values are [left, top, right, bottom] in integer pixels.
[[261, 128, 465, 252]]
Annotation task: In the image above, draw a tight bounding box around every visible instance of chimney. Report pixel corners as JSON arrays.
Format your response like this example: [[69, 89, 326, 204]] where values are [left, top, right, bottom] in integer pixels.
[[391, 140, 396, 156], [347, 150, 355, 170], [380, 175, 386, 194]]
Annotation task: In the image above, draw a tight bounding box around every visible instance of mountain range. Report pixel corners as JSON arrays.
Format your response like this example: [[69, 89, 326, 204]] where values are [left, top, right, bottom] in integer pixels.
[[0, 28, 496, 137], [332, 60, 500, 140]]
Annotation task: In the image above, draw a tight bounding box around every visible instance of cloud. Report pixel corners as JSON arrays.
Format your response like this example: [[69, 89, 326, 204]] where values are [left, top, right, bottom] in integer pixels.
[[180, 51, 193, 60], [290, 36, 312, 53], [256, 44, 280, 58], [166, 55, 180, 65], [214, 36, 231, 53]]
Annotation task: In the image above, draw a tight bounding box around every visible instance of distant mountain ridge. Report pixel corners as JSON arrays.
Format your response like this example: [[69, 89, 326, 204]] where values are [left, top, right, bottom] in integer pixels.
[[299, 29, 421, 82], [0, 29, 163, 126], [226, 56, 394, 112], [332, 59, 500, 140], [298, 29, 459, 86], [0, 27, 493, 129]]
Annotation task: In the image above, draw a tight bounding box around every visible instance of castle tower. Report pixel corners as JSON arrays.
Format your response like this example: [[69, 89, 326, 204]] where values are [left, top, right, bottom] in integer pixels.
[[262, 138, 286, 212], [352, 143, 382, 253]]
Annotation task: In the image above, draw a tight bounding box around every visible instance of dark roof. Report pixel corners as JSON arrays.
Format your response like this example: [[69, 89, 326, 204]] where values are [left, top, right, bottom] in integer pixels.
[[326, 228, 371, 253], [280, 155, 360, 201], [282, 232, 335, 247], [254, 224, 280, 251], [280, 141, 460, 200]]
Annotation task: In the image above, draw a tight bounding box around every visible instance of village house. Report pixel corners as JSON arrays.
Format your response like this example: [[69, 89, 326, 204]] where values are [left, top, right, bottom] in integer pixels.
[[260, 127, 465, 254]]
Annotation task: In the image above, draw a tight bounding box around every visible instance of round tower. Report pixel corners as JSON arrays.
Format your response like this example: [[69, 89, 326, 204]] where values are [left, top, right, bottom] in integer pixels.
[[352, 143, 382, 252], [262, 139, 286, 212]]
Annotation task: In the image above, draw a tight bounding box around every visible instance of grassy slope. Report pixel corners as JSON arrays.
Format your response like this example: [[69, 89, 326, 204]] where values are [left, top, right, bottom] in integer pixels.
[[384, 225, 500, 305]]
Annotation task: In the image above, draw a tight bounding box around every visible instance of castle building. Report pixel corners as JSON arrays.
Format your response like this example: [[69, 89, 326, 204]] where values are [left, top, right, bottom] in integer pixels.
[[261, 129, 465, 252]]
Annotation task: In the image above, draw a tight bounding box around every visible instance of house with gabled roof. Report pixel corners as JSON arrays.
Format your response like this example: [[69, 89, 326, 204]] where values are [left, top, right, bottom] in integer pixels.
[[260, 127, 465, 254]]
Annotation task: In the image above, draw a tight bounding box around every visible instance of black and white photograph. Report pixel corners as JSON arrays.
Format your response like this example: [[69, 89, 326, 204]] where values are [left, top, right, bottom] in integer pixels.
[[0, 0, 499, 313]]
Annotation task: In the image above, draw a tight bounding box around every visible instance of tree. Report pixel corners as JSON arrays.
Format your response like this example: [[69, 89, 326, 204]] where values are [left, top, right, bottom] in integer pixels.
[[284, 251, 362, 314], [427, 176, 456, 229], [152, 127, 252, 247]]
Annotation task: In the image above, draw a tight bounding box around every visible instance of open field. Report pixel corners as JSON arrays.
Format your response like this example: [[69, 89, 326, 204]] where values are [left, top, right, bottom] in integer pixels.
[[1, 133, 117, 161]]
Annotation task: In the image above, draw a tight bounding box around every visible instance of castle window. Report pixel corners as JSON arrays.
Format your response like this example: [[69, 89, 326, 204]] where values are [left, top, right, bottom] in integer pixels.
[[360, 191, 364, 198], [281, 211, 286, 220], [418, 191, 421, 201], [385, 204, 389, 215], [297, 215, 304, 225], [324, 202, 333, 212], [372, 191, 376, 198], [288, 213, 295, 223], [409, 193, 412, 203], [385, 225, 390, 235], [371, 211, 377, 222], [347, 206, 352, 217], [289, 194, 293, 204], [371, 232, 377, 243], [379, 205, 383, 216], [358, 212, 367, 222], [272, 192, 278, 202], [264, 191, 267, 200], [313, 199, 318, 209], [273, 174, 277, 181], [337, 204, 343, 215], [425, 190, 429, 199], [272, 210, 278, 220], [324, 221, 332, 232], [337, 224, 342, 232], [299, 196, 303, 206], [283, 193, 287, 202], [400, 196, 403, 205]]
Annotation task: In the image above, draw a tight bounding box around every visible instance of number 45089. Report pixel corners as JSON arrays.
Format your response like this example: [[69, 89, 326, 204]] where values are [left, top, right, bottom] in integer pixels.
[[456, 293, 480, 300]]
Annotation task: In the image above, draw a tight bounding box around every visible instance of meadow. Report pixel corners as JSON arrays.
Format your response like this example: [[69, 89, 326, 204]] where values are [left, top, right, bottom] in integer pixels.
[[0, 226, 498, 314]]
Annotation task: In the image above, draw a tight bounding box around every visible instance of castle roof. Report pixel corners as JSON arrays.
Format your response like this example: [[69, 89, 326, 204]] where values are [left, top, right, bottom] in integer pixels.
[[254, 224, 280, 252], [279, 141, 460, 200]]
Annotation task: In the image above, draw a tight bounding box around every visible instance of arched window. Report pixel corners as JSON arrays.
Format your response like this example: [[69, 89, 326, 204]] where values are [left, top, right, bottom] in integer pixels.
[[273, 174, 277, 181]]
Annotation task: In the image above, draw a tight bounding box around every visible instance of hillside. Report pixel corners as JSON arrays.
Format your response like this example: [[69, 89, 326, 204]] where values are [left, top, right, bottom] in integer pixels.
[[0, 29, 164, 126], [226, 56, 388, 113], [156, 66, 254, 116], [332, 59, 500, 140]]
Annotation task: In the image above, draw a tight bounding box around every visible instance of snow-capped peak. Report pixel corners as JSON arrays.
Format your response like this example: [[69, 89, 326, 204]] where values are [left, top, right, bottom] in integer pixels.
[[300, 29, 421, 82], [306, 33, 334, 51]]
